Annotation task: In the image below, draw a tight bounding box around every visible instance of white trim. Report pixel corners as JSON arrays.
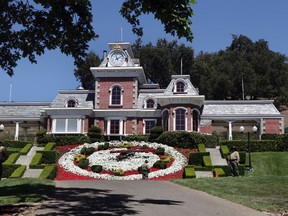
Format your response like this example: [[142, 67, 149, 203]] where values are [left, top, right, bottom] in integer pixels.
[[64, 97, 78, 108], [173, 107, 188, 131], [143, 97, 157, 109], [143, 119, 157, 134], [161, 109, 170, 131], [51, 118, 82, 134], [173, 79, 188, 93], [109, 84, 124, 106]]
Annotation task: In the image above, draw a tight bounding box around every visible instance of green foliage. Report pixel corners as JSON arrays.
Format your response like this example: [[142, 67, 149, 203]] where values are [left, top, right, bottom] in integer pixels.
[[153, 160, 167, 169], [123, 134, 149, 142], [197, 143, 206, 153], [183, 166, 196, 178], [239, 152, 246, 164], [10, 165, 26, 178], [38, 150, 60, 164], [97, 144, 104, 150], [80, 146, 95, 156], [155, 147, 165, 155], [39, 165, 58, 180], [189, 152, 210, 166], [88, 126, 104, 142], [78, 158, 89, 169], [148, 126, 164, 142], [29, 153, 44, 169], [203, 156, 212, 167], [120, 0, 194, 41], [44, 142, 56, 151], [20, 144, 33, 155], [157, 131, 217, 148], [91, 165, 103, 173], [220, 145, 229, 158], [2, 164, 21, 178], [37, 135, 90, 146], [0, 140, 30, 148], [103, 142, 109, 150], [220, 140, 277, 152], [213, 168, 225, 177], [3, 153, 20, 165]]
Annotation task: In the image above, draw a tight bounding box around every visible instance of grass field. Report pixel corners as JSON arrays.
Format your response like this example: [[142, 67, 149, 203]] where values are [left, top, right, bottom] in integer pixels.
[[172, 152, 288, 213], [0, 178, 55, 206]]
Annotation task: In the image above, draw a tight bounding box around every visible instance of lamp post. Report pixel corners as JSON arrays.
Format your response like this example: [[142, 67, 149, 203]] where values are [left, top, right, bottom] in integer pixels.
[[239, 125, 257, 171]]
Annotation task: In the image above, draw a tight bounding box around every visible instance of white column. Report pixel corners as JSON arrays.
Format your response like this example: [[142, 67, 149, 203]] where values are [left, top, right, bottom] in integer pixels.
[[119, 120, 123, 135], [15, 121, 19, 141], [228, 121, 233, 140]]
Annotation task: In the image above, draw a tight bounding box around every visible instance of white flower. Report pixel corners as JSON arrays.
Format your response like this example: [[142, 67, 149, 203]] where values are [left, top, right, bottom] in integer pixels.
[[58, 141, 187, 180]]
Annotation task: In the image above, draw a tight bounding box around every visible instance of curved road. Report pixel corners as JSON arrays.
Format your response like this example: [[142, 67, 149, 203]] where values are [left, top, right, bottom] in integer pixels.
[[36, 180, 265, 216]]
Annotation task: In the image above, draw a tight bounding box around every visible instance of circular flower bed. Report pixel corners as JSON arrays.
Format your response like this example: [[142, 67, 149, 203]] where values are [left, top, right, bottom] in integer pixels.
[[58, 141, 187, 180]]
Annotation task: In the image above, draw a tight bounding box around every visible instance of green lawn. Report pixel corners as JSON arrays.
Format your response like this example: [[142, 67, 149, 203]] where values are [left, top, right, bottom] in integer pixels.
[[0, 178, 55, 206], [171, 152, 288, 213]]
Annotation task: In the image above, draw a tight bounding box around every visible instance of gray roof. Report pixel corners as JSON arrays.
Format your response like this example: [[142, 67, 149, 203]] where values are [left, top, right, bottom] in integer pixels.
[[0, 102, 50, 120], [49, 90, 94, 108], [202, 100, 282, 118]]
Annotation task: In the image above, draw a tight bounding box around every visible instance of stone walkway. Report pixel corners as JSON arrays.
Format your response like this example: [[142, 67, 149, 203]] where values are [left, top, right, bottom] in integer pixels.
[[206, 147, 228, 166], [15, 146, 44, 178]]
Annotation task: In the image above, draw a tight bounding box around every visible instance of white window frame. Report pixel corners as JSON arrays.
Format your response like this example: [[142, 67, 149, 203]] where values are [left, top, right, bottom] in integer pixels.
[[144, 97, 157, 109], [106, 117, 126, 135], [109, 84, 124, 106], [173, 79, 188, 93], [143, 119, 157, 134], [65, 97, 78, 108], [173, 107, 188, 131], [161, 109, 170, 131], [52, 118, 82, 134]]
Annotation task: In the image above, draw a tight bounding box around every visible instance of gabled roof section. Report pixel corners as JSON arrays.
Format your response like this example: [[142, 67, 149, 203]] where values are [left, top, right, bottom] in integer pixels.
[[164, 75, 199, 95]]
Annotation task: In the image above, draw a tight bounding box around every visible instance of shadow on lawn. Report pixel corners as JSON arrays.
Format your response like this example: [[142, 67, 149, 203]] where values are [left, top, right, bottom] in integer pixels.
[[36, 186, 183, 216]]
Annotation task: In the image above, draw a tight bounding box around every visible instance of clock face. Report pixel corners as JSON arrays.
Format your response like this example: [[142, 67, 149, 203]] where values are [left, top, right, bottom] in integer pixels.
[[109, 50, 125, 66]]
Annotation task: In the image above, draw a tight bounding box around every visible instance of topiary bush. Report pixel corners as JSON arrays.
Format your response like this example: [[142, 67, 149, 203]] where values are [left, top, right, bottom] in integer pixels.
[[149, 126, 164, 142], [44, 142, 56, 151], [155, 147, 165, 155], [78, 158, 89, 169], [2, 164, 21, 178], [10, 165, 26, 178], [19, 143, 33, 155], [39, 165, 58, 179], [3, 153, 20, 165], [123, 134, 149, 142], [183, 166, 196, 178], [153, 160, 167, 169], [91, 165, 103, 173], [88, 126, 104, 142], [203, 155, 213, 167], [189, 152, 210, 166], [198, 143, 206, 153]]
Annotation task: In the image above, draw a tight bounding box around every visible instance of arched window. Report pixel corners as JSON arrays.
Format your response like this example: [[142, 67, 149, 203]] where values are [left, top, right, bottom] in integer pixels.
[[176, 81, 185, 93], [192, 109, 199, 132], [110, 85, 123, 105], [146, 99, 155, 108], [175, 108, 186, 131]]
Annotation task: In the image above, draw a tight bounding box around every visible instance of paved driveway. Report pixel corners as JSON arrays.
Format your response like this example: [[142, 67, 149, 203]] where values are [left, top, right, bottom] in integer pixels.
[[35, 180, 265, 216]]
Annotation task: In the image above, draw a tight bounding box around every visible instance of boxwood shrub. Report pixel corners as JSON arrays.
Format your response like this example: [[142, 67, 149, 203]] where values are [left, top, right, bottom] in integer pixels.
[[220, 140, 277, 152], [39, 165, 58, 180], [183, 166, 196, 178], [189, 152, 210, 166], [29, 152, 45, 169], [153, 160, 167, 169], [220, 145, 229, 159], [38, 150, 60, 164], [10, 165, 26, 178], [123, 134, 149, 142], [3, 153, 20, 165], [213, 168, 225, 177], [78, 158, 89, 169], [148, 126, 164, 142], [198, 143, 206, 153], [44, 142, 56, 151], [91, 165, 103, 173], [203, 155, 213, 167], [20, 144, 33, 155], [0, 140, 29, 148], [2, 164, 21, 178]]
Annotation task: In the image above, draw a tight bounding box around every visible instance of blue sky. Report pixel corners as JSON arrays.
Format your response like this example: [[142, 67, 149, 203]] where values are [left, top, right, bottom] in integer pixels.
[[1, 0, 288, 102]]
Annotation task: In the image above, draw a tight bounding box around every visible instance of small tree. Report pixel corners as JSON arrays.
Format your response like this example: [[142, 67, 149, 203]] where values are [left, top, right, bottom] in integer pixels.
[[88, 126, 104, 143], [149, 126, 164, 142]]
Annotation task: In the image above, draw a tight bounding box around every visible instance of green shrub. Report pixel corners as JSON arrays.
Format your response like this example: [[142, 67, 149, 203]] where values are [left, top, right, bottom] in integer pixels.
[[153, 160, 167, 169], [0, 140, 30, 148], [213, 168, 225, 177], [80, 146, 95, 156], [78, 158, 89, 169], [198, 143, 206, 153], [38, 150, 60, 164], [29, 153, 45, 169], [2, 164, 21, 178], [220, 145, 229, 159], [194, 166, 213, 171], [10, 165, 26, 178], [183, 166, 196, 178], [220, 140, 277, 152], [123, 134, 149, 142], [155, 147, 165, 155], [239, 164, 245, 176], [20, 144, 33, 155], [103, 142, 109, 150], [39, 165, 58, 179], [239, 152, 246, 164], [3, 153, 20, 165], [37, 135, 90, 146], [44, 142, 56, 151], [91, 165, 103, 173], [98, 144, 104, 150], [203, 155, 212, 167], [6, 147, 22, 154], [214, 165, 231, 176], [88, 126, 104, 142], [149, 126, 164, 142], [189, 152, 210, 166]]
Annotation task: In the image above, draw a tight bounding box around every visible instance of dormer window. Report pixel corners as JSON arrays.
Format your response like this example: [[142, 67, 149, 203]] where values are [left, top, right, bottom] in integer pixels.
[[144, 97, 157, 109], [173, 79, 187, 93], [176, 81, 185, 93], [65, 98, 78, 108]]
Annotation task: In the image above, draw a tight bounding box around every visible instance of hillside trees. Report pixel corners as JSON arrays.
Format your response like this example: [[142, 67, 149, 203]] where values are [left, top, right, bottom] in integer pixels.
[[0, 0, 195, 76]]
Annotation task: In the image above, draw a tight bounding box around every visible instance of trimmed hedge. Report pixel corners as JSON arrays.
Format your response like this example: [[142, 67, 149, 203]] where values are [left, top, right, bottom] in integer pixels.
[[203, 155, 212, 167], [220, 145, 229, 159], [157, 131, 217, 149], [88, 126, 104, 142], [148, 126, 164, 142], [37, 135, 90, 146], [10, 165, 26, 178], [20, 144, 33, 155], [123, 134, 149, 142], [38, 150, 60, 164], [220, 140, 277, 152], [3, 153, 20, 165], [194, 166, 213, 171], [30, 152, 44, 169], [213, 168, 225, 177], [189, 152, 210, 166], [39, 165, 58, 180], [198, 143, 206, 153], [0, 140, 30, 148], [183, 166, 196, 178], [44, 142, 56, 151], [239, 152, 246, 164], [2, 164, 21, 178]]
